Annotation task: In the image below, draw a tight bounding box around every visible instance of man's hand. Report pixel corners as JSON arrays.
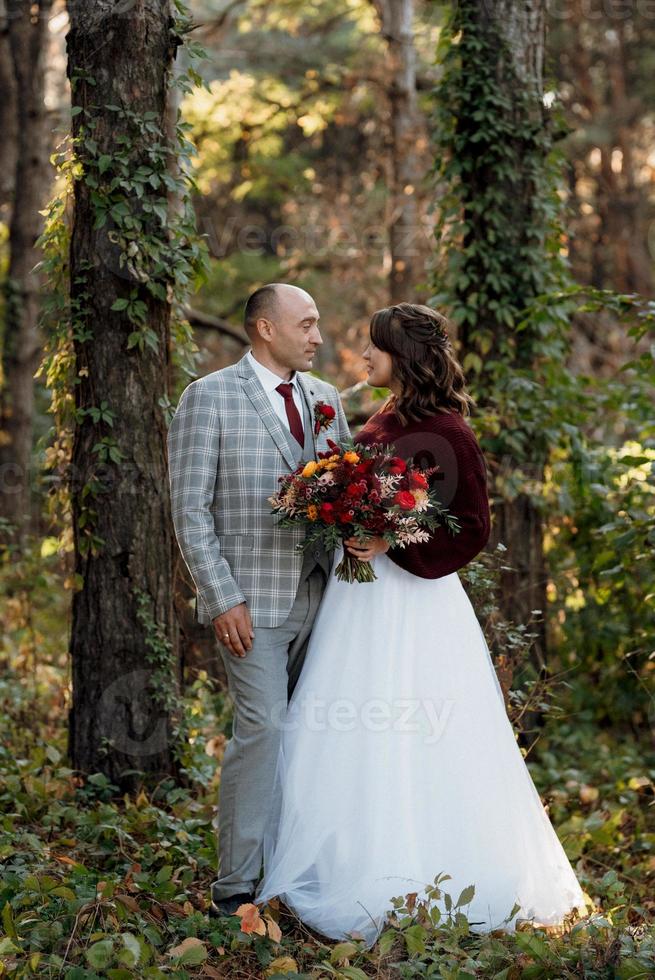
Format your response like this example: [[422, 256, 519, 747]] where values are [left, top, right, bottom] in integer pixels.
[[213, 603, 255, 658], [344, 535, 390, 561]]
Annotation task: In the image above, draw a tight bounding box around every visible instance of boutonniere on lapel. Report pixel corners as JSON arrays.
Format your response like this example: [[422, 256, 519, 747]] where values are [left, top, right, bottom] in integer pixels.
[[313, 401, 336, 435]]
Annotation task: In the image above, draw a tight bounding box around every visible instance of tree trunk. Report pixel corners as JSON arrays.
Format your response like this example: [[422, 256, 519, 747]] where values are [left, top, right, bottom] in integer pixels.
[[0, 10, 18, 209], [561, 0, 653, 299], [373, 0, 423, 302], [456, 0, 549, 672], [0, 0, 52, 536], [66, 0, 181, 791]]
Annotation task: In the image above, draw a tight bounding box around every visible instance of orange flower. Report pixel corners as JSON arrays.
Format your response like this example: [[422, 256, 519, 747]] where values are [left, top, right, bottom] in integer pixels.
[[302, 461, 318, 478], [343, 451, 360, 464], [307, 504, 318, 520]]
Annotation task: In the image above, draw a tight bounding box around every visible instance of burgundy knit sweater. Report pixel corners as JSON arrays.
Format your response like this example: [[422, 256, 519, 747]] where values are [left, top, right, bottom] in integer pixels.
[[354, 407, 492, 579]]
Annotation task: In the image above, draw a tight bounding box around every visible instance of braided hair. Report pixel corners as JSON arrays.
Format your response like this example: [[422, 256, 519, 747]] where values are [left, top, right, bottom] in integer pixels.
[[369, 303, 475, 424]]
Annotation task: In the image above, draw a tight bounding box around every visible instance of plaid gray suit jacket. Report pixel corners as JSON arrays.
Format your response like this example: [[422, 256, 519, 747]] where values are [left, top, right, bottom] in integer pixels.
[[167, 351, 352, 628]]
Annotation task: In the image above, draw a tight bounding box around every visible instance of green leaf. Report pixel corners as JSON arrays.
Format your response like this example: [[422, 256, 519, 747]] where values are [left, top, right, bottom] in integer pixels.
[[111, 298, 129, 311], [1, 903, 18, 941], [455, 883, 476, 907], [117, 932, 141, 967], [98, 155, 112, 174], [376, 929, 395, 956], [86, 939, 114, 969], [143, 329, 160, 352], [0, 937, 22, 955], [51, 886, 77, 901], [402, 923, 426, 955], [616, 958, 655, 980], [330, 941, 359, 963]]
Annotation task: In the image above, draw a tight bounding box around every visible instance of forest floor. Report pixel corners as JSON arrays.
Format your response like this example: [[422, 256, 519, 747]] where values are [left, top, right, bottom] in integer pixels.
[[1, 563, 654, 978]]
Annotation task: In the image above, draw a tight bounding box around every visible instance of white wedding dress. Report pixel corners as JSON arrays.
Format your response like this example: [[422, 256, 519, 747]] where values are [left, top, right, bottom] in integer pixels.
[[254, 544, 587, 946]]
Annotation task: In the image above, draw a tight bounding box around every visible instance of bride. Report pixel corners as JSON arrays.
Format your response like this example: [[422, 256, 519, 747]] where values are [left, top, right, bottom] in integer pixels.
[[254, 302, 587, 945]]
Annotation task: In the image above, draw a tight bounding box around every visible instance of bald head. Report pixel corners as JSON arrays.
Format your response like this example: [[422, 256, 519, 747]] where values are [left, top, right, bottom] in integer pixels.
[[242, 282, 322, 376], [243, 283, 314, 337]]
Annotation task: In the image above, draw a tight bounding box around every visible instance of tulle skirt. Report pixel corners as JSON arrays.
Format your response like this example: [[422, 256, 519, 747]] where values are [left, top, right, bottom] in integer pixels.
[[254, 545, 587, 946]]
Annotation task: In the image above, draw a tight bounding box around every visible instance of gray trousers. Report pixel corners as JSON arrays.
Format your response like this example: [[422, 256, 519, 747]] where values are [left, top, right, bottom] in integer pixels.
[[211, 556, 327, 901]]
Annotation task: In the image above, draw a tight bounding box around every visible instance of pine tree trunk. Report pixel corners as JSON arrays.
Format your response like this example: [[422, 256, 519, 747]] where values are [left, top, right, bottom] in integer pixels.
[[66, 0, 181, 790], [457, 0, 549, 672], [0, 13, 18, 209], [373, 0, 423, 302], [0, 0, 52, 536]]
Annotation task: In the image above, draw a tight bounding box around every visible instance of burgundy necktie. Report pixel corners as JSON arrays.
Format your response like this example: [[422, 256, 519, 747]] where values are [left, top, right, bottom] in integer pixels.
[[275, 382, 305, 447]]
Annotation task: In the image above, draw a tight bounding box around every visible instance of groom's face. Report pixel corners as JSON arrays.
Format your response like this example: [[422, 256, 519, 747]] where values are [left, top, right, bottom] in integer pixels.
[[268, 289, 323, 372]]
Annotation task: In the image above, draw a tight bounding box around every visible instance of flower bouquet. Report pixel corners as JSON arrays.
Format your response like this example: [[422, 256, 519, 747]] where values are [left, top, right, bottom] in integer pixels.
[[269, 438, 461, 583]]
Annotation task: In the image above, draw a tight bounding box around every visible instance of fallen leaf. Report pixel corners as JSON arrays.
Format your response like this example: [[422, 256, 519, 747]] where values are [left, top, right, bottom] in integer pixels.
[[201, 965, 224, 978], [265, 915, 282, 943], [236, 903, 266, 935], [167, 937, 208, 966], [114, 894, 139, 912], [265, 956, 298, 976], [628, 776, 651, 791], [135, 789, 149, 808], [53, 854, 84, 868], [579, 784, 599, 804], [205, 735, 227, 758]]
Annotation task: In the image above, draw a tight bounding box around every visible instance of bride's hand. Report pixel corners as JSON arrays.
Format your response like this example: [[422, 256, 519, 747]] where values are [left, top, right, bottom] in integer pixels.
[[344, 535, 390, 561]]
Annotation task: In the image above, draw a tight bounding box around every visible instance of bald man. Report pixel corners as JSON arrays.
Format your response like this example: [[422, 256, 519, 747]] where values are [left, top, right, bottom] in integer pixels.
[[168, 283, 351, 916]]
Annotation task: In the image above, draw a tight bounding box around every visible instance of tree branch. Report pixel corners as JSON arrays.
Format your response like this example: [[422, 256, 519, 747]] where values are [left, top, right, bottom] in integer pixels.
[[184, 306, 249, 346]]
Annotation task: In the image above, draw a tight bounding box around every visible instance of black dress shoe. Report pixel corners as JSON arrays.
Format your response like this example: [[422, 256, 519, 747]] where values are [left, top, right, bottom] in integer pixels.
[[208, 892, 255, 918]]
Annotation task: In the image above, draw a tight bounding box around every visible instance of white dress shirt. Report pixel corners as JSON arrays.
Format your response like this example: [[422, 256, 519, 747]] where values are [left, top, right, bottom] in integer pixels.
[[246, 349, 305, 436]]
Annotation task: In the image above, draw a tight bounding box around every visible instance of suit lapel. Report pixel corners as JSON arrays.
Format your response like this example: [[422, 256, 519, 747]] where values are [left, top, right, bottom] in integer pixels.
[[296, 373, 318, 458], [237, 353, 299, 471]]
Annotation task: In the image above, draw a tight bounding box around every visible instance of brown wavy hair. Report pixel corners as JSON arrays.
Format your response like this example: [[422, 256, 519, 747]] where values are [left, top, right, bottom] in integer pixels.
[[368, 303, 475, 424]]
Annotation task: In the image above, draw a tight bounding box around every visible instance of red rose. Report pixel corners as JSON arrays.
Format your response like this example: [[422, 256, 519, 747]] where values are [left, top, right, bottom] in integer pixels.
[[388, 456, 407, 475], [314, 402, 337, 435], [409, 471, 429, 490], [393, 490, 416, 510]]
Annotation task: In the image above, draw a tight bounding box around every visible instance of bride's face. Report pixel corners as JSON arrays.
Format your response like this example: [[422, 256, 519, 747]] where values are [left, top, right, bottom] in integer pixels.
[[362, 337, 394, 389]]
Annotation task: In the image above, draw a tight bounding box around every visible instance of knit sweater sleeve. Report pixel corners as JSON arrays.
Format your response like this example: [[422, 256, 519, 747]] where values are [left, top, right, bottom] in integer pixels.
[[354, 410, 491, 580]]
